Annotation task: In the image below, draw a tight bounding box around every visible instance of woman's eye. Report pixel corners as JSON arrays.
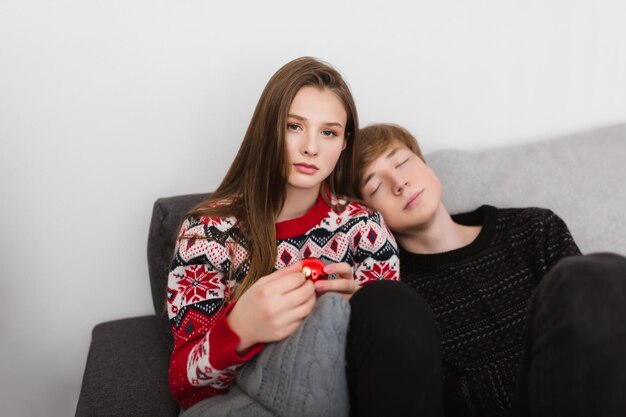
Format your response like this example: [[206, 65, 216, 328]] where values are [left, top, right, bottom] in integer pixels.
[[287, 123, 302, 131], [321, 129, 337, 137]]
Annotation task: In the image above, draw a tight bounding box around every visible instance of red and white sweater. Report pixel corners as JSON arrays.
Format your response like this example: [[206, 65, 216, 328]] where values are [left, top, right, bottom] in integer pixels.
[[166, 194, 400, 409]]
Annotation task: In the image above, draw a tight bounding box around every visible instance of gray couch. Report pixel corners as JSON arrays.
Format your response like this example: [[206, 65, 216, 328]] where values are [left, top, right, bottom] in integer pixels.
[[75, 123, 626, 417]]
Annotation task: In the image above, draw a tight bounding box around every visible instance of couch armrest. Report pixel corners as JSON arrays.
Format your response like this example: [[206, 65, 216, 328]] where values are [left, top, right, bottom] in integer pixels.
[[75, 315, 179, 417]]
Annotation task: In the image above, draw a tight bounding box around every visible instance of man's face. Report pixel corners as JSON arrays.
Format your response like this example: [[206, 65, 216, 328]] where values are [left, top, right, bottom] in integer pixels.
[[360, 141, 443, 232]]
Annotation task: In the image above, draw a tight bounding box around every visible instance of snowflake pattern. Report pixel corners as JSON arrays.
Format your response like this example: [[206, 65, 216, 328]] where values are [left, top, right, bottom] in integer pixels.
[[178, 265, 222, 305], [357, 260, 397, 284]]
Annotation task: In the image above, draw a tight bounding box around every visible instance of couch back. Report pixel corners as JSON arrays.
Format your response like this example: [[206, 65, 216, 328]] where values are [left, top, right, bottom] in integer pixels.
[[147, 123, 626, 350], [427, 123, 626, 255]]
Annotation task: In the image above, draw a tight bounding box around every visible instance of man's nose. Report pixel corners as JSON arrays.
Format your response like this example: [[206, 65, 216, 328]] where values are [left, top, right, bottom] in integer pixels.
[[392, 174, 408, 195]]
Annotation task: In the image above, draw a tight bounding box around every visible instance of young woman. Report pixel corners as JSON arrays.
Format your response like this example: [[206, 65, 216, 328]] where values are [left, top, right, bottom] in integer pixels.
[[166, 57, 400, 410]]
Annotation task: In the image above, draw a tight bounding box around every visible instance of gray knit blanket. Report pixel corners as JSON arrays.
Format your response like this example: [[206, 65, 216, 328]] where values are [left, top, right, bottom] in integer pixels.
[[180, 293, 351, 417]]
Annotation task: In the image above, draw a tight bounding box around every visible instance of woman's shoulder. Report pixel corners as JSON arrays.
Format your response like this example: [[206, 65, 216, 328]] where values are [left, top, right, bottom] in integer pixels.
[[330, 198, 398, 253], [348, 201, 378, 218], [174, 212, 242, 268], [334, 197, 379, 220], [327, 196, 388, 232], [185, 214, 238, 231], [179, 208, 239, 240], [326, 192, 369, 213]]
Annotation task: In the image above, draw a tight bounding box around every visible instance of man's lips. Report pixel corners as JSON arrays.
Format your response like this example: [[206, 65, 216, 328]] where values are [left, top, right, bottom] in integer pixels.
[[294, 163, 319, 174], [404, 190, 424, 209]]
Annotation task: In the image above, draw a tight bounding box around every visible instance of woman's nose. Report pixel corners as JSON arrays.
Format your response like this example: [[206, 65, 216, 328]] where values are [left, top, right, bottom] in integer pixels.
[[302, 132, 319, 156]]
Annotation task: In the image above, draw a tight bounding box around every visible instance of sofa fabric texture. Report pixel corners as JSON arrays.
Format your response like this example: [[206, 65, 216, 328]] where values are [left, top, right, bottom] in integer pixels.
[[427, 123, 626, 255], [75, 316, 179, 417]]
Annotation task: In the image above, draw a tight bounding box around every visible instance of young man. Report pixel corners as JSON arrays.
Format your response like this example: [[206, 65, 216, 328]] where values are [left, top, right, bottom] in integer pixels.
[[344, 124, 626, 417]]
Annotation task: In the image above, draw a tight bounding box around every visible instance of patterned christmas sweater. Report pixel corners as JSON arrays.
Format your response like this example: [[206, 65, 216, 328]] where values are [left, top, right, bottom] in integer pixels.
[[166, 193, 400, 409], [400, 205, 581, 417]]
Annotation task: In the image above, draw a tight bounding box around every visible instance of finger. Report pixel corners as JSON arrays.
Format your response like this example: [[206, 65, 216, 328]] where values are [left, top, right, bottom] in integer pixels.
[[257, 261, 305, 285], [253, 274, 311, 319], [277, 278, 315, 309], [282, 291, 316, 326], [323, 262, 353, 280], [268, 281, 315, 325], [315, 278, 358, 295], [264, 271, 310, 296]]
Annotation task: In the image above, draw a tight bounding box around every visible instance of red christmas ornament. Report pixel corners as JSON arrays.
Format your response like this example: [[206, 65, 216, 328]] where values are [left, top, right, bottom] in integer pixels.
[[301, 258, 328, 282]]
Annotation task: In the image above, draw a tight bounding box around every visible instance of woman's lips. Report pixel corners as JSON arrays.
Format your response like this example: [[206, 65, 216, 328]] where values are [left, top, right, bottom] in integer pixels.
[[404, 190, 424, 209], [294, 163, 319, 175]]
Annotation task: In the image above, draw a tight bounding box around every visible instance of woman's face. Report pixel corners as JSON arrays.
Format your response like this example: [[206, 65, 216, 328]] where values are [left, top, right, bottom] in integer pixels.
[[284, 86, 347, 196]]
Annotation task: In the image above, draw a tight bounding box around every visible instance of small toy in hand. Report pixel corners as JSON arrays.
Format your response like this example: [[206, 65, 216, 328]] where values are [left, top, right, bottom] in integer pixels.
[[301, 258, 328, 282]]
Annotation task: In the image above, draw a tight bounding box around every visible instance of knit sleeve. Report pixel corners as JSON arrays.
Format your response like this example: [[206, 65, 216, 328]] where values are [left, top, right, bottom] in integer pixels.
[[347, 203, 400, 285], [166, 216, 264, 409], [540, 209, 582, 272]]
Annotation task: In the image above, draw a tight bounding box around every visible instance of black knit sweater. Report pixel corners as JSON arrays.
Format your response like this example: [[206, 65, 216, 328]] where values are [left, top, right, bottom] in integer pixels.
[[400, 205, 581, 417]]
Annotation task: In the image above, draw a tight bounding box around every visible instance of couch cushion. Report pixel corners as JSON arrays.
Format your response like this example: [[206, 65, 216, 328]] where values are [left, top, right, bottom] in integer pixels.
[[75, 316, 179, 417], [147, 193, 209, 350], [425, 123, 626, 255]]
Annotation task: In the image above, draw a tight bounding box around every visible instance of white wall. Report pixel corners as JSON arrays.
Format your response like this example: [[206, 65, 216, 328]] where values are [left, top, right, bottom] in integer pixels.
[[1, 1, 625, 415]]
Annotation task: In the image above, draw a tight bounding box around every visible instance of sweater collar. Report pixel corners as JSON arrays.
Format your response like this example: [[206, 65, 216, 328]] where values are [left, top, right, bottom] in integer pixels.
[[399, 205, 497, 265], [275, 193, 331, 240]]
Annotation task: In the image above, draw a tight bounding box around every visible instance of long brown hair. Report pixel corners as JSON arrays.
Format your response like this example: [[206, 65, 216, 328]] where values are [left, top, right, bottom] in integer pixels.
[[185, 57, 360, 301]]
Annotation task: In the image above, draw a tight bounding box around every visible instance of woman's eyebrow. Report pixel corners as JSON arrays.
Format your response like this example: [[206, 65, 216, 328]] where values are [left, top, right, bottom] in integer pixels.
[[287, 114, 344, 128], [324, 122, 344, 128], [287, 113, 306, 121]]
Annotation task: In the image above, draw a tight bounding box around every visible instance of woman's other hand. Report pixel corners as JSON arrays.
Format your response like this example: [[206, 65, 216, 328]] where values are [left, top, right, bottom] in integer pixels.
[[314, 262, 359, 301]]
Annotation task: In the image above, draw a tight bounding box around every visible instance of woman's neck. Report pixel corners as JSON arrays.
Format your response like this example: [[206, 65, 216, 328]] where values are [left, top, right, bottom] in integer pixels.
[[396, 204, 481, 255], [276, 185, 321, 222]]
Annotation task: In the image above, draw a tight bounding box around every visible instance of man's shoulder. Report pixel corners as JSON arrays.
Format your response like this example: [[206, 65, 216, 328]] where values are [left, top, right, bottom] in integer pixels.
[[492, 206, 575, 248], [450, 205, 561, 235], [494, 206, 562, 227]]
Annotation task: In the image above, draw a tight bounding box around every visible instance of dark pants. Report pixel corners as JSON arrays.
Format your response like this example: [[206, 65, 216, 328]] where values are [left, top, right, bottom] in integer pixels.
[[346, 253, 626, 417], [517, 253, 626, 417], [346, 280, 444, 417]]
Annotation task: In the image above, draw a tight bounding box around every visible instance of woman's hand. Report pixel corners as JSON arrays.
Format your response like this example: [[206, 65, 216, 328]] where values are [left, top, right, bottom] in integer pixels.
[[313, 262, 359, 301], [227, 261, 316, 354]]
